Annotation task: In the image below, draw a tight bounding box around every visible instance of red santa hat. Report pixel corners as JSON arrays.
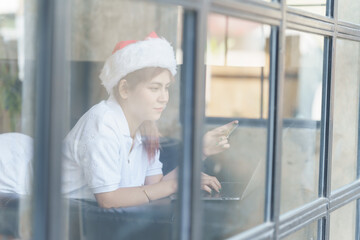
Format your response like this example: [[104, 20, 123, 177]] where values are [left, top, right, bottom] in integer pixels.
[[99, 32, 177, 94]]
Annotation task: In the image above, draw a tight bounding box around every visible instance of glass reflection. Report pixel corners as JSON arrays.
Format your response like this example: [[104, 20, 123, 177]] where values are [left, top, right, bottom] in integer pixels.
[[206, 14, 270, 119], [287, 0, 326, 16], [62, 1, 238, 239], [331, 39, 360, 191], [330, 201, 356, 240], [203, 14, 271, 238], [338, 0, 360, 25], [62, 2, 184, 238], [282, 221, 318, 240], [0, 0, 36, 239], [281, 30, 324, 214]]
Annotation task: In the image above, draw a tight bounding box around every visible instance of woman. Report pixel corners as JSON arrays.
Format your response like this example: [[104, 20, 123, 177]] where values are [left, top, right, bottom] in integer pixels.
[[62, 32, 236, 208]]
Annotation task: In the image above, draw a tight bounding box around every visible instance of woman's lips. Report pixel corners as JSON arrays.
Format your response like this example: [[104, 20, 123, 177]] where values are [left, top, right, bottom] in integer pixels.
[[154, 107, 164, 112]]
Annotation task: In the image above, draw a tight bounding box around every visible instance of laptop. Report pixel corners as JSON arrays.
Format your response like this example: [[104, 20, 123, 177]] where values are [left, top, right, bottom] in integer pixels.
[[170, 159, 263, 201], [201, 182, 245, 201]]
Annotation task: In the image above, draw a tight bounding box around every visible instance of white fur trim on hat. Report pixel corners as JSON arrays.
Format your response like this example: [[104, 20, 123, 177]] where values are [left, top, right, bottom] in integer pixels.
[[99, 37, 177, 94]]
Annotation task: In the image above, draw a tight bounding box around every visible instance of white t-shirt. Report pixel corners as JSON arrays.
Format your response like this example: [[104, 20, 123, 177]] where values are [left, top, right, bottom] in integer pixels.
[[0, 132, 33, 195], [62, 95, 163, 200]]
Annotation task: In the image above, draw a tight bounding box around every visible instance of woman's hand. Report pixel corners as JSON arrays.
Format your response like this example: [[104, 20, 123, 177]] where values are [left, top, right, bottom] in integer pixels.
[[160, 169, 220, 194], [202, 120, 238, 159], [201, 172, 221, 193], [160, 171, 219, 195]]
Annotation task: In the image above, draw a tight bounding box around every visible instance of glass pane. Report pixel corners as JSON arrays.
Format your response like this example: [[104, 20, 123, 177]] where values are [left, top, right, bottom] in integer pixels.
[[202, 14, 271, 238], [331, 39, 360, 191], [0, 0, 36, 238], [338, 0, 360, 25], [287, 0, 326, 15], [63, 1, 183, 239], [281, 30, 324, 214], [206, 14, 270, 119], [282, 220, 318, 240], [329, 201, 357, 240]]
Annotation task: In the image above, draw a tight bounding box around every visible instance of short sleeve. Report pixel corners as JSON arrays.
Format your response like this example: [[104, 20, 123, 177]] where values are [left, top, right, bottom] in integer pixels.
[[146, 150, 163, 177], [77, 112, 122, 194]]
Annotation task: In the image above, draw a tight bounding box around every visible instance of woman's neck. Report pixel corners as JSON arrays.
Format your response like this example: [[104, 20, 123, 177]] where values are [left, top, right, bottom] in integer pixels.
[[117, 101, 142, 139]]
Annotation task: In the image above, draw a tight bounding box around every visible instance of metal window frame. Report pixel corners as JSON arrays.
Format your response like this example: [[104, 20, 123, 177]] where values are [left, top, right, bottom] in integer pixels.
[[206, 118, 321, 129], [357, 30, 360, 240], [318, 33, 333, 240], [33, 0, 360, 239], [32, 0, 70, 239], [177, 7, 207, 240]]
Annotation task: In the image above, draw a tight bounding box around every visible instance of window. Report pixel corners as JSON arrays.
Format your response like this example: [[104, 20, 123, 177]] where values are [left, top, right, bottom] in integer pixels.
[[1, 0, 360, 239], [0, 0, 36, 239], [203, 14, 271, 238], [287, 0, 327, 16], [282, 221, 318, 240], [329, 200, 357, 240], [281, 30, 324, 213], [66, 1, 184, 239], [338, 0, 360, 25], [331, 38, 360, 191]]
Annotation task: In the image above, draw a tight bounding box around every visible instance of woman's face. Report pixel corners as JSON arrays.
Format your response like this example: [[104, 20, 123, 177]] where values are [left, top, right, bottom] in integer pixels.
[[126, 70, 172, 122]]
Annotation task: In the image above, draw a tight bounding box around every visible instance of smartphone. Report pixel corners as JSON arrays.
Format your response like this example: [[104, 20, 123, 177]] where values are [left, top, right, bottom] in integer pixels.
[[226, 123, 239, 138]]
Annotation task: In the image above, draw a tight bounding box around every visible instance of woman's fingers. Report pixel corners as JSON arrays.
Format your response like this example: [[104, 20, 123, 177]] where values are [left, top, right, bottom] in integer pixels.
[[201, 173, 222, 192], [213, 176, 222, 189], [214, 120, 239, 135], [217, 137, 229, 147], [202, 184, 213, 194], [203, 179, 219, 192], [203, 121, 237, 157], [202, 173, 221, 190]]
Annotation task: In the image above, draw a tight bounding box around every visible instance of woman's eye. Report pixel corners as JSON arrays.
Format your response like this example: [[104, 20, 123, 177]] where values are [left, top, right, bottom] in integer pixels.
[[149, 87, 159, 91]]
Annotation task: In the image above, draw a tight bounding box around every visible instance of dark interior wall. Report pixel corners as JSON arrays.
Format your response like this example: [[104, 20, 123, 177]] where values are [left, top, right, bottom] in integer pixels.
[[70, 61, 106, 127]]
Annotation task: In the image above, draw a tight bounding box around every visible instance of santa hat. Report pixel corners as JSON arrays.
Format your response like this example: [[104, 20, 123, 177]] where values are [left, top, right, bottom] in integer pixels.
[[99, 32, 177, 94]]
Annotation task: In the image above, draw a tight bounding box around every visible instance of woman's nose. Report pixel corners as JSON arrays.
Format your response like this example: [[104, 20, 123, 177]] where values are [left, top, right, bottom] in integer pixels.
[[158, 89, 169, 103]]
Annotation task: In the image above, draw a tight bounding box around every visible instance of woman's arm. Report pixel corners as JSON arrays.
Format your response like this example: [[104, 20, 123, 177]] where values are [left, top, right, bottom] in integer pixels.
[[95, 179, 177, 208], [96, 170, 221, 208], [144, 168, 178, 186], [146, 168, 221, 194], [161, 168, 178, 181], [145, 121, 237, 184]]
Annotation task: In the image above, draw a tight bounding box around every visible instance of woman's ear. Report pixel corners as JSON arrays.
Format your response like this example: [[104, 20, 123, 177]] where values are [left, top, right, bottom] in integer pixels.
[[118, 79, 129, 99]]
